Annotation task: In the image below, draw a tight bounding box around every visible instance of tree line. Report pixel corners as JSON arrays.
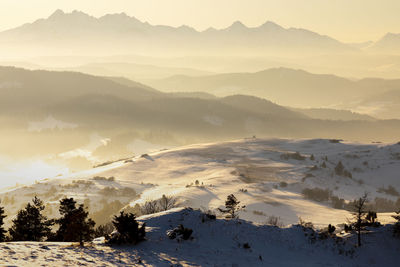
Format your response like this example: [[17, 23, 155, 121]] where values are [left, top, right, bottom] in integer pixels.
[[1, 193, 400, 248], [0, 196, 145, 246]]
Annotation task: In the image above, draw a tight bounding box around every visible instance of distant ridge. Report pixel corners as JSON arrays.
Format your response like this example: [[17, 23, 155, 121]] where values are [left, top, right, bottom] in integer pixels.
[[368, 32, 400, 54], [147, 67, 400, 118], [0, 10, 356, 57]]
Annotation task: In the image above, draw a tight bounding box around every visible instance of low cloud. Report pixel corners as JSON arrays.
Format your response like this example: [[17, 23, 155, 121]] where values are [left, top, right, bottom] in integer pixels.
[[58, 133, 111, 163], [28, 115, 78, 132]]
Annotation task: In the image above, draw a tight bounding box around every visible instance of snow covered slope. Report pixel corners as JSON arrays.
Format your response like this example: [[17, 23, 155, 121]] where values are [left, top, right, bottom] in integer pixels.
[[0, 208, 399, 266], [1, 138, 399, 227]]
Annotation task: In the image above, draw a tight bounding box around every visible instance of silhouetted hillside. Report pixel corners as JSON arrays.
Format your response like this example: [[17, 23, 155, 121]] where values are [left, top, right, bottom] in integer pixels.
[[148, 68, 400, 117], [2, 66, 400, 170]]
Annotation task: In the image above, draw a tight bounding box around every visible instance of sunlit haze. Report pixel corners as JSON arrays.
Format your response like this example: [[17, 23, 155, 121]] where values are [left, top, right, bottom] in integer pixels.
[[0, 0, 400, 42], [1, 1, 400, 264]]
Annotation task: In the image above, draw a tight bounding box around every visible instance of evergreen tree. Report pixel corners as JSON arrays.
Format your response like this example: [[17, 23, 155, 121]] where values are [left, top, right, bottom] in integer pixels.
[[392, 210, 400, 236], [0, 201, 6, 242], [352, 193, 368, 246], [9, 196, 53, 241], [218, 194, 245, 219], [366, 211, 377, 224], [328, 224, 336, 234], [107, 211, 146, 244], [335, 161, 345, 176], [56, 197, 95, 246]]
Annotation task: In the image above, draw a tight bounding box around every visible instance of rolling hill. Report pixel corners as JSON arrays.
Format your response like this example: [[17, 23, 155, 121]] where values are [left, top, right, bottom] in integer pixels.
[[2, 66, 400, 176], [1, 138, 398, 226], [0, 207, 398, 266], [147, 67, 400, 117]]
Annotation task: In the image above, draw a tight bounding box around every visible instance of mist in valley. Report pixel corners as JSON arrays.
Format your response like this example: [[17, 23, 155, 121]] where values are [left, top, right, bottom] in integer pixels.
[[1, 2, 400, 266]]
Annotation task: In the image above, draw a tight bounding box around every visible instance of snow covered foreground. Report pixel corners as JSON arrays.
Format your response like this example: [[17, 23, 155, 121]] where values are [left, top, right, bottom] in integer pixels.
[[1, 138, 400, 227], [1, 208, 399, 267]]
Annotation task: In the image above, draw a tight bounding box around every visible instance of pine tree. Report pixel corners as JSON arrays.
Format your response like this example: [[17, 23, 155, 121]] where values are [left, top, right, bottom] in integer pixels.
[[218, 194, 245, 219], [392, 211, 400, 236], [352, 193, 368, 246], [107, 211, 146, 244], [56, 198, 95, 246], [366, 211, 377, 224], [9, 196, 53, 241], [0, 202, 7, 242], [328, 224, 336, 234], [335, 161, 345, 176]]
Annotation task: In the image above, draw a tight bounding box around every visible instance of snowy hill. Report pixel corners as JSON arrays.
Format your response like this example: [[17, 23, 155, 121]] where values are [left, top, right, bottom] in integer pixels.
[[1, 138, 399, 229], [0, 208, 399, 266]]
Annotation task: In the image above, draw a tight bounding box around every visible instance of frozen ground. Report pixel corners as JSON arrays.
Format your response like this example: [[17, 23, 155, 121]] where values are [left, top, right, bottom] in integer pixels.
[[0, 208, 399, 266], [1, 138, 400, 227], [1, 138, 400, 266]]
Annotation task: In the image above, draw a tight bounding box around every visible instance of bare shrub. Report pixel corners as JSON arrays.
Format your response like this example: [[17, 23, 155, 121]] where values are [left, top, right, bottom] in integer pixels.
[[298, 217, 314, 229], [266, 216, 283, 227], [167, 224, 193, 240], [140, 200, 160, 215], [158, 194, 177, 211], [302, 187, 331, 202], [252, 210, 266, 216], [280, 152, 306, 161], [94, 222, 114, 238], [201, 209, 217, 222], [279, 182, 288, 188], [93, 176, 115, 182]]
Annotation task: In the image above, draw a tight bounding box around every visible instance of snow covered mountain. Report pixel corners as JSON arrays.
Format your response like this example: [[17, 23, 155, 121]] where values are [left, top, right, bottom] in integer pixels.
[[0, 10, 356, 57], [1, 138, 398, 228], [1, 138, 400, 265]]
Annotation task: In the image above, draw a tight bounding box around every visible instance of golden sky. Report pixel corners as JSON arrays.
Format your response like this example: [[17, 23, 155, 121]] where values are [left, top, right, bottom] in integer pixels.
[[1, 0, 399, 42]]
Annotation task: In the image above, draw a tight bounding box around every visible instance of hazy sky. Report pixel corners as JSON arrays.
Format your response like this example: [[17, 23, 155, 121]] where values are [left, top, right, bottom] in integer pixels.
[[1, 0, 399, 42]]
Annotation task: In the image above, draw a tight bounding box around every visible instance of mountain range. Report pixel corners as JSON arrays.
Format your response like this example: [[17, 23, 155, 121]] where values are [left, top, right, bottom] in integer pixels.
[[1, 10, 400, 81], [0, 10, 359, 57], [2, 66, 400, 170], [1, 9, 399, 57], [147, 67, 400, 118]]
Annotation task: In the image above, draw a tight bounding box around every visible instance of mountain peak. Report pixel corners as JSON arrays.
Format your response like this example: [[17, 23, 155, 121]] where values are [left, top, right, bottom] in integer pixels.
[[99, 12, 142, 24], [177, 25, 196, 32], [48, 9, 92, 20], [48, 9, 65, 19], [71, 10, 87, 15], [260, 21, 283, 30], [228, 21, 247, 30], [382, 32, 400, 39]]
